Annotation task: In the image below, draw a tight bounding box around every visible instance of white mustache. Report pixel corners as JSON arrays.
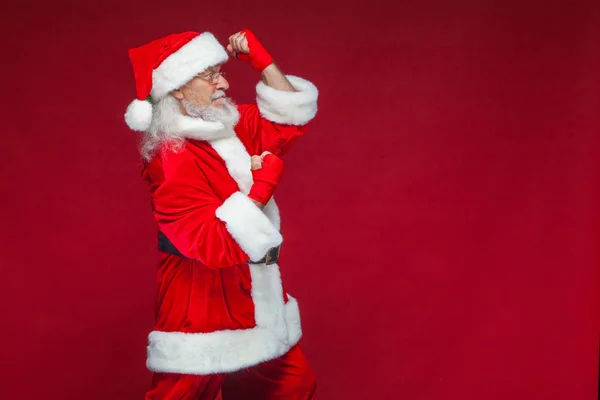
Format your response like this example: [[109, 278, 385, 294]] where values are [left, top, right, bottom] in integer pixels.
[[211, 91, 226, 101]]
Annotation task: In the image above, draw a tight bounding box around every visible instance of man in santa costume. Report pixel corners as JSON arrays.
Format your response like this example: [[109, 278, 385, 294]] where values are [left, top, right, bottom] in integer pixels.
[[124, 29, 319, 399]]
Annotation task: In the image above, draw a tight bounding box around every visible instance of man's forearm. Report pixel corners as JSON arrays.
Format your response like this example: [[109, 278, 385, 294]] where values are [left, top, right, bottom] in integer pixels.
[[261, 63, 296, 92]]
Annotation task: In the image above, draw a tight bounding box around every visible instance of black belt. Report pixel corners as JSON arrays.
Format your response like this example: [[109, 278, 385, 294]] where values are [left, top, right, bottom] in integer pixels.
[[158, 231, 281, 265]]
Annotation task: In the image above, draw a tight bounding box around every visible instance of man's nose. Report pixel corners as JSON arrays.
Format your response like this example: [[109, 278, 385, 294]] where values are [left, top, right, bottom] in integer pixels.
[[217, 76, 229, 91]]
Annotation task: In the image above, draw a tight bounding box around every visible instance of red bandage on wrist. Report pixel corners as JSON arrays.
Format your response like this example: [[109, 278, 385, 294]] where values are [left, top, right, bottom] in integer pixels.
[[248, 154, 284, 205], [236, 29, 274, 72]]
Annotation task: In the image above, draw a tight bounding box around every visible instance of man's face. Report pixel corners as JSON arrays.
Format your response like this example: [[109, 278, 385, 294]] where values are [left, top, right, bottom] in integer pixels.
[[172, 64, 229, 110]]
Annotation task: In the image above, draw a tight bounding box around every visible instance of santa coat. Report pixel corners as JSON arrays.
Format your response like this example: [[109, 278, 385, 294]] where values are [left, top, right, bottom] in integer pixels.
[[141, 76, 318, 375]]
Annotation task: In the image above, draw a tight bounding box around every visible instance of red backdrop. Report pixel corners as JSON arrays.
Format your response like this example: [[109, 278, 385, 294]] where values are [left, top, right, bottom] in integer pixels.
[[1, 0, 599, 399]]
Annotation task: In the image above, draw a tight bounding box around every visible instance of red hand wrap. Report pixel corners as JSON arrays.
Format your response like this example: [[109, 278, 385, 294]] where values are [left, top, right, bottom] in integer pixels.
[[236, 29, 274, 72], [248, 154, 284, 205]]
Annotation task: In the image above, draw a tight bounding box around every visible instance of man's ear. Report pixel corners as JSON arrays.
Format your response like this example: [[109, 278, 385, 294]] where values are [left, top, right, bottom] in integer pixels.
[[172, 89, 184, 100]]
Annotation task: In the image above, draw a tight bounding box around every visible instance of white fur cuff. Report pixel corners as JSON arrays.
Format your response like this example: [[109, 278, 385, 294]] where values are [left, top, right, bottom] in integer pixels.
[[256, 75, 319, 125], [215, 192, 282, 261]]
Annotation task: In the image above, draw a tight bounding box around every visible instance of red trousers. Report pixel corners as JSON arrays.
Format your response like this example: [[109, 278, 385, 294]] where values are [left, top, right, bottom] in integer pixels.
[[145, 346, 316, 400]]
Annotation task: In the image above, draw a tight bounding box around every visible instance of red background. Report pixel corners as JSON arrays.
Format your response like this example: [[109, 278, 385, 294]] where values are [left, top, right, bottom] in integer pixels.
[[1, 0, 599, 399]]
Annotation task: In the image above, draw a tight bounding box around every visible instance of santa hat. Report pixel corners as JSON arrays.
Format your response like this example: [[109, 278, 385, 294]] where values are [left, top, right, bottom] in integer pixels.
[[124, 31, 229, 131]]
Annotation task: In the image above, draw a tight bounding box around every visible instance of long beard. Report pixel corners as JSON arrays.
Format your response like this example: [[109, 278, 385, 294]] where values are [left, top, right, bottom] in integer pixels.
[[140, 93, 240, 161], [182, 92, 240, 128]]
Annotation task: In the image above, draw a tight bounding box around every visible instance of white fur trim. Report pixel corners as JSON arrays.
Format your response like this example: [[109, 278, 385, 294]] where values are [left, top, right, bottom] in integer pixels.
[[285, 295, 302, 345], [146, 264, 302, 374], [124, 99, 153, 131], [215, 192, 282, 261], [175, 114, 230, 141], [209, 136, 253, 194], [151, 32, 229, 100], [262, 198, 281, 231], [256, 75, 319, 125]]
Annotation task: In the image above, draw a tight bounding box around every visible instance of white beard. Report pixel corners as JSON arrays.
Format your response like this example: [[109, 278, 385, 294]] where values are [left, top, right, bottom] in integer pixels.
[[182, 93, 240, 128], [140, 94, 241, 161]]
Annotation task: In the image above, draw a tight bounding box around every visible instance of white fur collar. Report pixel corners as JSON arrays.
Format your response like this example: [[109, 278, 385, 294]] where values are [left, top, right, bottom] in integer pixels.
[[208, 136, 253, 194], [175, 114, 236, 141]]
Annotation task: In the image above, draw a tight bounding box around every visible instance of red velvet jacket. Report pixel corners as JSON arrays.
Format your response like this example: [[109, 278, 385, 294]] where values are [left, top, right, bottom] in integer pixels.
[[141, 76, 318, 375]]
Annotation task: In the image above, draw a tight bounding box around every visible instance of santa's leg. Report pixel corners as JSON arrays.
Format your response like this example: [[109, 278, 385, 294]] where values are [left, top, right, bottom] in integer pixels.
[[145, 372, 226, 400], [222, 345, 317, 399]]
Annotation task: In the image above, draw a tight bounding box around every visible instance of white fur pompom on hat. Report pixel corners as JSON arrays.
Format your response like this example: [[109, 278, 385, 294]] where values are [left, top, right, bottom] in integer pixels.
[[124, 31, 229, 132], [124, 99, 153, 131]]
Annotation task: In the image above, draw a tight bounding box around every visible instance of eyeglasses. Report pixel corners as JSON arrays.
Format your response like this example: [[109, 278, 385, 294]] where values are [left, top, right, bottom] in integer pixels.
[[195, 70, 226, 84]]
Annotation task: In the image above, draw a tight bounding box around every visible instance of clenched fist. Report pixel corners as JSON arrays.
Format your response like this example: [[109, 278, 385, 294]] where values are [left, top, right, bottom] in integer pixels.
[[251, 155, 263, 171], [250, 151, 274, 170], [248, 151, 284, 205], [227, 29, 274, 72]]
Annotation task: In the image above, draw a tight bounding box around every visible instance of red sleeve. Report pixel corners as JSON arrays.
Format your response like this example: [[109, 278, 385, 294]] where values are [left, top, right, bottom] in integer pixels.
[[234, 75, 318, 156], [236, 103, 307, 157], [148, 149, 282, 268]]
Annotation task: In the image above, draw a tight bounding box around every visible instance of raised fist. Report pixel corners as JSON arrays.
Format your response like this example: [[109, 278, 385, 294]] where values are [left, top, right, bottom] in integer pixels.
[[227, 29, 274, 72]]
